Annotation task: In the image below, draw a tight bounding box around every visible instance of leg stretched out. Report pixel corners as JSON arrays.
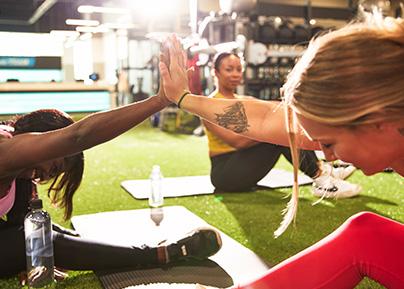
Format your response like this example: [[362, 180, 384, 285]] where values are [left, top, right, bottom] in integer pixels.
[[237, 212, 404, 289]]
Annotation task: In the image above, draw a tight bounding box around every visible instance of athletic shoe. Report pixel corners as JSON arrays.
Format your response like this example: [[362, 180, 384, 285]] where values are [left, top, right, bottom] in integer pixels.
[[321, 162, 356, 180], [193, 125, 205, 137], [312, 175, 362, 199], [331, 165, 356, 180], [164, 228, 222, 263]]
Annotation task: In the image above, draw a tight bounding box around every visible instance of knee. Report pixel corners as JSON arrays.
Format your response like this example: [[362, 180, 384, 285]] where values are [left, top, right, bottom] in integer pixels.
[[345, 212, 381, 228], [341, 212, 386, 237], [211, 174, 252, 192]]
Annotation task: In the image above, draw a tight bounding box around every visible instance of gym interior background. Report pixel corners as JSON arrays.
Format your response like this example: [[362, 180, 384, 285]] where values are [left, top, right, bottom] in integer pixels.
[[0, 1, 403, 289]]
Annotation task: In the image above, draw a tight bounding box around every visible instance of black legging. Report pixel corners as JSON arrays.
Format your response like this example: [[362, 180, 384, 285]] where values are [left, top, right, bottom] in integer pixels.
[[0, 225, 158, 277], [0, 179, 158, 277], [210, 143, 319, 192]]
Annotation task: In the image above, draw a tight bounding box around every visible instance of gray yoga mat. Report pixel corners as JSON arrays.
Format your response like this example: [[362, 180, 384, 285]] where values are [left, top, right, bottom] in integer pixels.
[[121, 169, 313, 200], [121, 176, 215, 199], [95, 259, 232, 289], [71, 206, 270, 289]]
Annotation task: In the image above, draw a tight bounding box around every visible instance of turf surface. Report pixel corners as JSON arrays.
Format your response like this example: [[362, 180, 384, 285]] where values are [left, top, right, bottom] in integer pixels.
[[1, 121, 402, 289]]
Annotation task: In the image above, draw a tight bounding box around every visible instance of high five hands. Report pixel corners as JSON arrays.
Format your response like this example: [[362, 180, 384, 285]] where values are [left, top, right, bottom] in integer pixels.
[[159, 35, 190, 105]]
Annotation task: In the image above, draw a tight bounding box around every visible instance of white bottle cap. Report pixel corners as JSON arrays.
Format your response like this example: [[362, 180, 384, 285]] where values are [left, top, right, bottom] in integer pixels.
[[152, 165, 160, 174]]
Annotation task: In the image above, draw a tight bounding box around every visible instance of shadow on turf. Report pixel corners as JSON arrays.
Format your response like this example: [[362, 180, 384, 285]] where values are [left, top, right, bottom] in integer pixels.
[[215, 188, 398, 265]]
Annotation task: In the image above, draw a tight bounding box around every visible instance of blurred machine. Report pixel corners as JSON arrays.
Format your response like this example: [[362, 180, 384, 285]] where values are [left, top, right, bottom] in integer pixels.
[[187, 0, 354, 100]]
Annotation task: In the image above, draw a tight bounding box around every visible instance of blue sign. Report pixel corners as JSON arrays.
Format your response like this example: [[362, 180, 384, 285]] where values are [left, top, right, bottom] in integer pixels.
[[0, 57, 36, 68], [0, 91, 111, 114]]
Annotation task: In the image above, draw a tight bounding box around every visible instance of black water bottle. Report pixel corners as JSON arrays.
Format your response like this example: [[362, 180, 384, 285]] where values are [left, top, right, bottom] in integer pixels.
[[24, 199, 55, 288]]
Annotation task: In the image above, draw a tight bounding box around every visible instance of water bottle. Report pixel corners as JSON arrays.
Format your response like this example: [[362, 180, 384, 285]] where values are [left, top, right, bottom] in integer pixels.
[[24, 199, 55, 288], [149, 165, 164, 208]]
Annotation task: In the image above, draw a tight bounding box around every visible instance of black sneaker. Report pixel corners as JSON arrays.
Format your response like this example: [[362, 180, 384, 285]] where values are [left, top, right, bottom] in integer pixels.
[[165, 228, 222, 263]]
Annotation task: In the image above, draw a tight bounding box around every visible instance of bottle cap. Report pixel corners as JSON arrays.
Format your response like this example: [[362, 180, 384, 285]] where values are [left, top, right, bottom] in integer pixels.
[[29, 199, 43, 210], [152, 165, 160, 173]]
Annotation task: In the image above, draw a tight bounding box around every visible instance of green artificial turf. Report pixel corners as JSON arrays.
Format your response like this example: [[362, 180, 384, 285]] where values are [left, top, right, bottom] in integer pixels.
[[1, 121, 402, 289]]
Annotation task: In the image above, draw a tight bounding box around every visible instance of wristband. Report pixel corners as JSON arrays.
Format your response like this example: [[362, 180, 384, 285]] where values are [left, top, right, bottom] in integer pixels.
[[177, 91, 190, 109]]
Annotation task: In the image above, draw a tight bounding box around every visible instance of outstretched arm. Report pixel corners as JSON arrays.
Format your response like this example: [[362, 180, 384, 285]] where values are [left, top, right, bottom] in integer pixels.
[[160, 35, 319, 150], [0, 88, 169, 179]]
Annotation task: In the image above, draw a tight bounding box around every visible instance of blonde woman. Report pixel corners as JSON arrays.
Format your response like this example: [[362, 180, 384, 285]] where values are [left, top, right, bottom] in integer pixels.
[[160, 13, 403, 289]]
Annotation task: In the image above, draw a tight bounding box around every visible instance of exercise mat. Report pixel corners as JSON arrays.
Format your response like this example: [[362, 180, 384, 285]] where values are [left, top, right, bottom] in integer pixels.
[[121, 176, 215, 199], [95, 259, 231, 289], [257, 168, 313, 188], [121, 169, 312, 200], [71, 206, 269, 289]]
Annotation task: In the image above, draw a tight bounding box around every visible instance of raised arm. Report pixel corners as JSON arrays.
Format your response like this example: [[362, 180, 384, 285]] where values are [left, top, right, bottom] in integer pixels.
[[0, 90, 169, 179], [160, 35, 319, 150]]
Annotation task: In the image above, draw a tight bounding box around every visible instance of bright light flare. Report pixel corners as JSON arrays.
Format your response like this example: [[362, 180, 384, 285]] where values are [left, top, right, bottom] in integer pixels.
[[76, 25, 109, 33], [78, 5, 128, 14], [50, 30, 80, 38], [66, 19, 100, 26], [130, 0, 179, 18]]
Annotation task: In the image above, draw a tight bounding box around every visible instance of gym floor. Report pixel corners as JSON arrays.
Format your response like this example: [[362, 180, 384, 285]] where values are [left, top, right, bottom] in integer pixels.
[[2, 121, 402, 289]]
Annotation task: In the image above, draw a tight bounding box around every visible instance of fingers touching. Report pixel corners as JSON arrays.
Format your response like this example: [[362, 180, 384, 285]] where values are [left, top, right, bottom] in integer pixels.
[[158, 34, 191, 103]]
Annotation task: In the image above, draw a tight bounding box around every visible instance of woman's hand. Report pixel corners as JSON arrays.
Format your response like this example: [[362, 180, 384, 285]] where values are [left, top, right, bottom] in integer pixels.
[[155, 44, 171, 106], [159, 35, 190, 104], [19, 267, 68, 286]]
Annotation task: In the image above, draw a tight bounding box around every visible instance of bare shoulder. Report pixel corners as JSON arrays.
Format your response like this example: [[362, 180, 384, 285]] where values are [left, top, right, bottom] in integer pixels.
[[0, 176, 15, 197], [0, 139, 15, 179]]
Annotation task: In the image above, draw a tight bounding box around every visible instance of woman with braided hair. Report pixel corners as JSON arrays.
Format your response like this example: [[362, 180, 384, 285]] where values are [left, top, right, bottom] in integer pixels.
[[0, 98, 222, 279]]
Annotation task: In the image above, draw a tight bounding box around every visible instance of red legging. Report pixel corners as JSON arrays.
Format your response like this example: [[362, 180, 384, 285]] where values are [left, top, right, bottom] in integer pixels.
[[238, 212, 404, 289]]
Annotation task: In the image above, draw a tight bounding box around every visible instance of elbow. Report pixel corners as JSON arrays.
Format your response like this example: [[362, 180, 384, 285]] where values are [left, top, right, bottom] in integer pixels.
[[232, 143, 246, 150], [231, 140, 254, 150]]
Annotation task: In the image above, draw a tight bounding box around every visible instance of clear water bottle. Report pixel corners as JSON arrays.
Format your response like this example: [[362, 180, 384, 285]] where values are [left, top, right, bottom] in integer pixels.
[[149, 165, 164, 208], [24, 199, 55, 288]]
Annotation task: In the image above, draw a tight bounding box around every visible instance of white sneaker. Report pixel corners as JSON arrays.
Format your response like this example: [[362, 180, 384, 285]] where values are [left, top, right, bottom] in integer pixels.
[[312, 175, 362, 199], [321, 162, 356, 180]]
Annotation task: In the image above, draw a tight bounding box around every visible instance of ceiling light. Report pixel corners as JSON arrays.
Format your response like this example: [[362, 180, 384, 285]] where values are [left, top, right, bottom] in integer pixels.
[[219, 0, 233, 14], [66, 19, 100, 26], [78, 5, 128, 15], [50, 30, 80, 38], [309, 19, 317, 25], [130, 0, 179, 17], [76, 25, 109, 33], [79, 33, 92, 41], [103, 23, 139, 30]]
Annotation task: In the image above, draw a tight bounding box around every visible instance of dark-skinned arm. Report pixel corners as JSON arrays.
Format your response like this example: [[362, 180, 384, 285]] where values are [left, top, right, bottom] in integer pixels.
[[0, 95, 169, 179]]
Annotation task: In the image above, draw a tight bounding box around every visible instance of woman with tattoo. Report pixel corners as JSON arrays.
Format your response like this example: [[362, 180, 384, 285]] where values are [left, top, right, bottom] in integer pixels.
[[160, 11, 404, 289], [204, 51, 358, 195]]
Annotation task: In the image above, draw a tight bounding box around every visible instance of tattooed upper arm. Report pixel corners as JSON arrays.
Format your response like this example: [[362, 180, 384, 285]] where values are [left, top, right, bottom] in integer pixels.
[[214, 102, 249, 133]]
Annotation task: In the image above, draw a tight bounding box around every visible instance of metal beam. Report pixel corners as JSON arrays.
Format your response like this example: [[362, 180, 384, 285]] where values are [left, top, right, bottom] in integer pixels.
[[0, 0, 58, 26], [28, 0, 58, 24]]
